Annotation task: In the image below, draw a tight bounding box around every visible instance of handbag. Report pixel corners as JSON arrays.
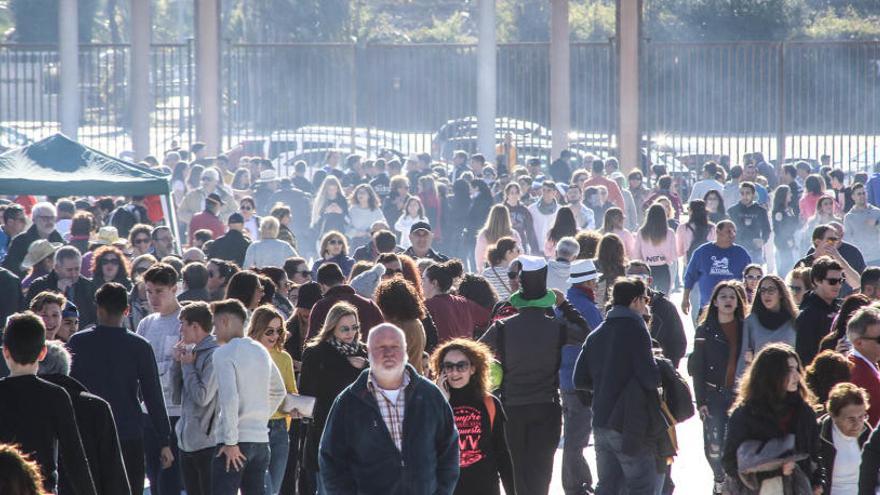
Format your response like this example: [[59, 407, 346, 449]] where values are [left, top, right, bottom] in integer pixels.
[[280, 393, 317, 418]]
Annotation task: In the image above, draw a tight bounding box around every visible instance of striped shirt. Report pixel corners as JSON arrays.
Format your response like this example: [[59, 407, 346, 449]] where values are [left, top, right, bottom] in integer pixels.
[[368, 370, 411, 452]]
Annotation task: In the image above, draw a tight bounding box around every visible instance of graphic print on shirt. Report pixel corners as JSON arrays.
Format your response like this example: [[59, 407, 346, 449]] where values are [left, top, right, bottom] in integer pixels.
[[454, 405, 485, 467], [709, 256, 731, 276]]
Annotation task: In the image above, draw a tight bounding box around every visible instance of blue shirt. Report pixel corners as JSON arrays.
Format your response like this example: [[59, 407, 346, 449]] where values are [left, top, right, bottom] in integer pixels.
[[0, 227, 10, 262], [684, 242, 752, 307]]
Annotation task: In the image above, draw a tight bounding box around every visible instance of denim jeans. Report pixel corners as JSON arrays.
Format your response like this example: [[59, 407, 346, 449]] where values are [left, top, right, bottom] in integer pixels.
[[266, 419, 290, 495], [144, 414, 182, 495], [701, 388, 735, 483], [561, 391, 593, 495], [593, 426, 665, 495], [212, 442, 270, 495]]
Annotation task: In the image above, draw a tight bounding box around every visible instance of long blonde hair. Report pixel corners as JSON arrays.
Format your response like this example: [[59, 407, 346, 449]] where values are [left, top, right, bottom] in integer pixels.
[[307, 301, 359, 347], [311, 175, 344, 227], [247, 305, 286, 351], [479, 204, 515, 244]]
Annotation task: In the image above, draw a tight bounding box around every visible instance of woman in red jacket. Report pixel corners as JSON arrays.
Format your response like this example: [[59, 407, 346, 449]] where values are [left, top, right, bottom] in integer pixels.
[[423, 260, 490, 344]]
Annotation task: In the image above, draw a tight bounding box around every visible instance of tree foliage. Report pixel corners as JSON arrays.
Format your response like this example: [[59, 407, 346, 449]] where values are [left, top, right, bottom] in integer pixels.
[[7, 0, 99, 42]]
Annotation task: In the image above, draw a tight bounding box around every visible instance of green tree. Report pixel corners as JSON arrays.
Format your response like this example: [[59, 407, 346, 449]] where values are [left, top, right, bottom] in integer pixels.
[[8, 0, 99, 43]]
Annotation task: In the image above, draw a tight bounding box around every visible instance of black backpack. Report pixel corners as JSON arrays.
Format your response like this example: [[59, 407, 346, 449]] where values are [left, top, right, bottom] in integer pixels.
[[657, 356, 695, 423]]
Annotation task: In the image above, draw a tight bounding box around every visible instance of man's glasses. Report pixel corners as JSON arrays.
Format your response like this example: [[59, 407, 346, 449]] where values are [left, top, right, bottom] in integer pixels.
[[441, 360, 470, 373], [824, 277, 845, 286], [338, 324, 360, 334]]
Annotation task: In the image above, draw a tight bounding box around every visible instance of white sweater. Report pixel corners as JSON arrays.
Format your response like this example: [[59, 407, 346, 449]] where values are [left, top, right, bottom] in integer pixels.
[[213, 337, 286, 445]]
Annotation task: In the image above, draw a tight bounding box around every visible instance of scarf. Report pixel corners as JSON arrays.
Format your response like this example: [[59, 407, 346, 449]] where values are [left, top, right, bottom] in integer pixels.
[[328, 336, 365, 357], [537, 199, 557, 215], [509, 290, 556, 309], [757, 308, 791, 331]]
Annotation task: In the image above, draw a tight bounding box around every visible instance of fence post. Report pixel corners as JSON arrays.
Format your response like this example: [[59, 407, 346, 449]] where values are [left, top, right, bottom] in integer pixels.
[[351, 43, 358, 155], [617, 0, 641, 172], [130, 0, 151, 159], [550, 0, 571, 158], [58, 0, 79, 140], [477, 0, 497, 159], [195, 0, 222, 154], [777, 42, 786, 166]]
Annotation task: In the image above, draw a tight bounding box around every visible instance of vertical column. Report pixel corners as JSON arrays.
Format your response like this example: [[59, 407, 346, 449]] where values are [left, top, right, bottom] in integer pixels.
[[617, 0, 641, 172], [477, 0, 496, 159], [550, 0, 571, 159], [130, 0, 151, 159], [195, 0, 221, 154], [58, 0, 79, 140]]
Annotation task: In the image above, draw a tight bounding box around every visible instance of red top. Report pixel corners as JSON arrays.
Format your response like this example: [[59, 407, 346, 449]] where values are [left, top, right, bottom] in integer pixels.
[[425, 294, 491, 344], [15, 195, 37, 215], [849, 353, 880, 427], [144, 195, 164, 223], [188, 211, 225, 245], [583, 176, 625, 210]]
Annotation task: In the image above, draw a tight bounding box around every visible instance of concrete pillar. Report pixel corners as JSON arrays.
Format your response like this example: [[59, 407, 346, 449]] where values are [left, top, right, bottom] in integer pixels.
[[195, 0, 221, 154], [58, 0, 79, 140], [617, 0, 641, 172], [476, 0, 496, 159], [130, 0, 151, 159], [550, 0, 571, 159]]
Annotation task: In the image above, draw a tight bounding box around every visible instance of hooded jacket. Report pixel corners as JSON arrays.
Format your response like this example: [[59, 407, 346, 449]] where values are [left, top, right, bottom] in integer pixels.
[[795, 291, 841, 367], [170, 334, 220, 453], [319, 365, 460, 495], [817, 414, 870, 493]]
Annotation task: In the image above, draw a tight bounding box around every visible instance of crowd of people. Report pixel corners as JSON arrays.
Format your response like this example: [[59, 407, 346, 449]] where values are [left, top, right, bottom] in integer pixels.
[[3, 141, 880, 495]]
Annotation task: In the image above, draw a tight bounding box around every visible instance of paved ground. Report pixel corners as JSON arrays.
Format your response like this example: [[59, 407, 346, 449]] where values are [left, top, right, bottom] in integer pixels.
[[545, 287, 716, 494]]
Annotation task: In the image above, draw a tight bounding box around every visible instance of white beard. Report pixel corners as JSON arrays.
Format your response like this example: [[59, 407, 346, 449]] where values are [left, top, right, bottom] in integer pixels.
[[371, 359, 407, 386]]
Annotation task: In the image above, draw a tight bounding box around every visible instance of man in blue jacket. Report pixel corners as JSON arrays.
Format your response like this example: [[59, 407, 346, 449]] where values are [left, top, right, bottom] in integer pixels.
[[320, 323, 459, 495], [574, 276, 663, 494], [681, 220, 751, 317]]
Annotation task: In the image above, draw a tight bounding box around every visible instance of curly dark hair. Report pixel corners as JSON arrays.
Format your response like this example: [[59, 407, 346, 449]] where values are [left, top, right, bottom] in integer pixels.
[[457, 274, 498, 310], [805, 350, 853, 406], [375, 278, 426, 321], [92, 245, 131, 286]]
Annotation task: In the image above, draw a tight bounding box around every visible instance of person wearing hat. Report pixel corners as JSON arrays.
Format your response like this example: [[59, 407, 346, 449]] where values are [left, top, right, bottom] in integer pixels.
[[57, 300, 80, 342], [205, 213, 251, 268], [404, 221, 449, 262], [177, 168, 236, 230], [252, 170, 280, 214], [479, 255, 589, 495], [188, 193, 227, 246], [21, 239, 63, 293], [3, 201, 64, 279]]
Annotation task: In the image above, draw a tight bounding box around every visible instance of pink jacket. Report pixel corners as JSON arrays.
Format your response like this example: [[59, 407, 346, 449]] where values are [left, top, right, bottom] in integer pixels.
[[634, 229, 678, 266]]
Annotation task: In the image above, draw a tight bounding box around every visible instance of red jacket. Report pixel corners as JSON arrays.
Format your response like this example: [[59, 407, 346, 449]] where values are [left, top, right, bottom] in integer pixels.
[[188, 211, 225, 245], [307, 285, 385, 340], [425, 294, 491, 344], [850, 353, 880, 427]]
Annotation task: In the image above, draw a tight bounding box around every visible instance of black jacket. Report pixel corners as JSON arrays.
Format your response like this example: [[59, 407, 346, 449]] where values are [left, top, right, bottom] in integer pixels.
[[26, 272, 97, 329], [2, 224, 64, 278], [178, 287, 211, 303], [648, 290, 686, 367], [42, 374, 131, 495], [574, 305, 661, 429], [727, 201, 771, 246], [0, 266, 21, 329], [266, 186, 312, 237], [816, 414, 869, 494], [404, 246, 450, 263], [479, 302, 588, 407], [206, 228, 251, 268], [795, 291, 841, 367], [298, 339, 368, 472], [859, 418, 880, 494], [723, 396, 825, 490], [688, 316, 743, 407]]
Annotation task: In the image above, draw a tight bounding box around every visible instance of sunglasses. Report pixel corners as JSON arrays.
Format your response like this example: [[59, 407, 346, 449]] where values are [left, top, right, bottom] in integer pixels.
[[264, 328, 282, 337], [328, 239, 344, 245], [441, 360, 470, 373], [744, 275, 762, 281], [824, 277, 845, 286], [338, 324, 360, 334]]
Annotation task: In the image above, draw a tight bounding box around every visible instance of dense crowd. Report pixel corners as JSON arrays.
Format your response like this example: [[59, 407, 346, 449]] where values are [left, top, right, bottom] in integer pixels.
[[3, 142, 880, 495]]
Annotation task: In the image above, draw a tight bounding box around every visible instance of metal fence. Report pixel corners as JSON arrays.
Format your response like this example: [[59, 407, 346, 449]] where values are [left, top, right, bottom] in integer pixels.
[[0, 40, 878, 173]]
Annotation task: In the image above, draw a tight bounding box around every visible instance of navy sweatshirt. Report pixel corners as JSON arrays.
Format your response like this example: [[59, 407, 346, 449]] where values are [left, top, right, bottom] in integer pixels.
[[68, 324, 172, 444]]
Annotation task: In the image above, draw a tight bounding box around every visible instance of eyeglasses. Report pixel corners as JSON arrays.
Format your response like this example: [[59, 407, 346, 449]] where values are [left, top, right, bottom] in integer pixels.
[[441, 360, 471, 373], [744, 275, 762, 281], [35, 215, 55, 222], [264, 327, 282, 337], [338, 324, 360, 334], [824, 277, 845, 286], [787, 285, 804, 293], [134, 237, 151, 245], [328, 239, 343, 246]]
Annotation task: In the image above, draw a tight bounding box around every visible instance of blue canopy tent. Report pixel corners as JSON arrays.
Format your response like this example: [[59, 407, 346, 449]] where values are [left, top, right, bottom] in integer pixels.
[[0, 133, 181, 251]]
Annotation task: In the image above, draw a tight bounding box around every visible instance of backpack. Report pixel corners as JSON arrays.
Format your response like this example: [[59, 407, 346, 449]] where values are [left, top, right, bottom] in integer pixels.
[[658, 356, 695, 423]]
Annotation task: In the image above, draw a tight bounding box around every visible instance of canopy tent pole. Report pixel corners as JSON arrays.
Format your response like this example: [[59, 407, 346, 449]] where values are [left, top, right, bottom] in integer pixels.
[[159, 194, 183, 255]]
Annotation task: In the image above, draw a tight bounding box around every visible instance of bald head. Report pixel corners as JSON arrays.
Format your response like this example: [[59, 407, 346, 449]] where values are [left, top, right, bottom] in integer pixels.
[[368, 323, 408, 386], [367, 323, 406, 350]]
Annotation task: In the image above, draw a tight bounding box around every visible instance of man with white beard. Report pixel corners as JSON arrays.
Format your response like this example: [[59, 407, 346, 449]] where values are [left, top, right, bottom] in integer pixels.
[[319, 324, 460, 494]]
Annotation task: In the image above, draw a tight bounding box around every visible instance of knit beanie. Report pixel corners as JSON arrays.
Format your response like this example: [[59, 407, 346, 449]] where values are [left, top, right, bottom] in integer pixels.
[[349, 263, 387, 299], [296, 282, 323, 309]]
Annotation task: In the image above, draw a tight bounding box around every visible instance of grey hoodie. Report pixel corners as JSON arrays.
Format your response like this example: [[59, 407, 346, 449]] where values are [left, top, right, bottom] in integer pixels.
[[171, 334, 220, 453]]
